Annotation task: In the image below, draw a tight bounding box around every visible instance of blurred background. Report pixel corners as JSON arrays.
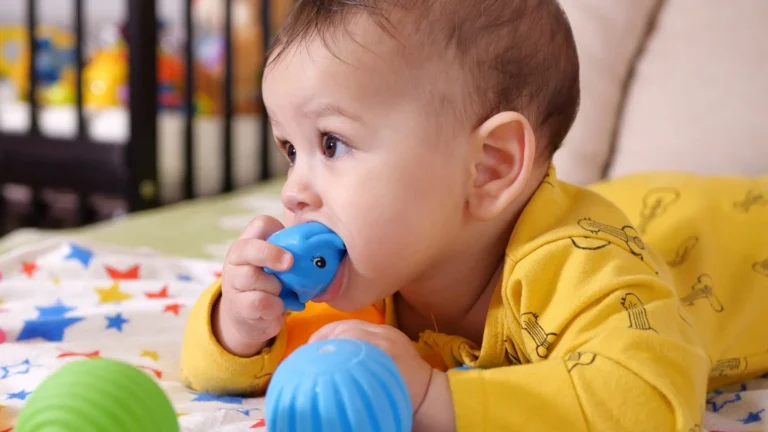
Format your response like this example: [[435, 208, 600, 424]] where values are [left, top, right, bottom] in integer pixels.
[[0, 0, 766, 239], [0, 0, 293, 234]]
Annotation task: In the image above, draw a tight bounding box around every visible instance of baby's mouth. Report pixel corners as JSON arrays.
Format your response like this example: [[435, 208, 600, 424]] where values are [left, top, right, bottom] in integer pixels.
[[312, 256, 348, 303]]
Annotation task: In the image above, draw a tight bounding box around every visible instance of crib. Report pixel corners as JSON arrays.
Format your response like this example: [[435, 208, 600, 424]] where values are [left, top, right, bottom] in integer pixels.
[[0, 0, 289, 234]]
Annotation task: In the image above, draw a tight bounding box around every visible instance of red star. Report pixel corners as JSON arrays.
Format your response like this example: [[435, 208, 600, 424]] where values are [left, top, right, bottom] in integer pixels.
[[22, 261, 38, 277], [1, 427, 14, 432], [163, 303, 183, 316], [213, 270, 222, 279], [57, 349, 101, 359], [105, 265, 140, 280], [250, 419, 266, 429], [145, 285, 170, 299], [137, 365, 163, 379]]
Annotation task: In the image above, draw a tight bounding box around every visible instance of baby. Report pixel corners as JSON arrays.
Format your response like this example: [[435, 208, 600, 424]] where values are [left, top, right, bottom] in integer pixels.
[[181, 0, 768, 430]]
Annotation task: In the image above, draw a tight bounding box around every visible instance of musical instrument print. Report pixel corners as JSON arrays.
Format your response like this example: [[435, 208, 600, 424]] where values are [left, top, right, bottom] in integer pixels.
[[638, 188, 680, 234], [577, 218, 645, 259]]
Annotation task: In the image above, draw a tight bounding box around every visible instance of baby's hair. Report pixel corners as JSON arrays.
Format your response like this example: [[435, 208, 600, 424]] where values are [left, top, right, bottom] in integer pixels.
[[268, 0, 580, 158]]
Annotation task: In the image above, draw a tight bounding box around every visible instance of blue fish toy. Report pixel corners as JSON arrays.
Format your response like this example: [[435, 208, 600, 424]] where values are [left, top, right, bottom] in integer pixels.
[[265, 222, 347, 311]]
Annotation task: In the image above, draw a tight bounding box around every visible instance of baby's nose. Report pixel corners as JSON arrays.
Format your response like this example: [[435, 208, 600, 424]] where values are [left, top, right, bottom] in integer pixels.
[[281, 174, 322, 214]]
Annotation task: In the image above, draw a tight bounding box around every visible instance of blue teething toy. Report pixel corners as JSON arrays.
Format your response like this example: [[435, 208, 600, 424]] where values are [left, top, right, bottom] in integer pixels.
[[265, 222, 347, 311], [265, 338, 412, 432]]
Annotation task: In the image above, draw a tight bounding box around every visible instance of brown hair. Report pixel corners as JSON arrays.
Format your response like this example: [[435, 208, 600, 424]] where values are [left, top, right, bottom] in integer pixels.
[[268, 0, 580, 158]]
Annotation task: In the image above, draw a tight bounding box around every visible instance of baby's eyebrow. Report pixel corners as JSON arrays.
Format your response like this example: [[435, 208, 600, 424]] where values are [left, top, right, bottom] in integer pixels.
[[305, 103, 363, 124]]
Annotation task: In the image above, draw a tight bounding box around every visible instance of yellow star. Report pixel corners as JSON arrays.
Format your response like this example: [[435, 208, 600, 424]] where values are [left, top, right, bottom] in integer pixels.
[[95, 281, 133, 303], [51, 276, 61, 286], [176, 412, 188, 417], [141, 350, 160, 362]]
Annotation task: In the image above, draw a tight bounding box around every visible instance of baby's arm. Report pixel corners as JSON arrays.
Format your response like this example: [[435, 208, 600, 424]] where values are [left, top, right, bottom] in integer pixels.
[[180, 280, 387, 395], [436, 240, 708, 431], [180, 280, 288, 395]]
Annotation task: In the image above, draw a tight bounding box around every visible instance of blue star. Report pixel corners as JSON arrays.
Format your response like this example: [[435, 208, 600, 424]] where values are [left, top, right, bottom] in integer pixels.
[[190, 392, 244, 405], [237, 409, 253, 416], [1, 359, 35, 380], [17, 299, 84, 342], [177, 274, 192, 281], [36, 299, 76, 319], [707, 384, 747, 412], [105, 313, 129, 332], [65, 243, 94, 267], [740, 409, 765, 424], [7, 389, 32, 400]]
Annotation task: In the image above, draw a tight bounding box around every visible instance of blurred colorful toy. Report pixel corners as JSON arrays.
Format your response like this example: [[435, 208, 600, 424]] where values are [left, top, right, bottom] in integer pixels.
[[14, 358, 178, 432], [41, 68, 77, 104], [265, 222, 347, 312], [34, 36, 75, 86], [0, 25, 75, 102], [84, 21, 186, 111], [157, 51, 185, 110], [265, 338, 412, 432], [83, 44, 128, 108], [192, 0, 295, 115]]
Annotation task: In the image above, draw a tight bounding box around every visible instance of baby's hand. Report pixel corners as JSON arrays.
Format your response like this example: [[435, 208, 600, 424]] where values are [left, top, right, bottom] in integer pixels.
[[309, 320, 434, 415], [214, 215, 293, 357]]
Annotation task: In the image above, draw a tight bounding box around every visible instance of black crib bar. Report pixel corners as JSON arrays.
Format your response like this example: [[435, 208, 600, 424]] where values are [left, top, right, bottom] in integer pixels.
[[126, 0, 159, 211], [26, 0, 38, 135], [260, 0, 271, 180], [25, 0, 46, 226], [74, 0, 95, 223], [74, 0, 85, 138], [223, 0, 235, 192], [184, 0, 196, 199]]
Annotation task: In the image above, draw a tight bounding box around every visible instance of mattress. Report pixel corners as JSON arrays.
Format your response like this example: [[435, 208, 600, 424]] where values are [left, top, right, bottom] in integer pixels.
[[0, 99, 278, 204]]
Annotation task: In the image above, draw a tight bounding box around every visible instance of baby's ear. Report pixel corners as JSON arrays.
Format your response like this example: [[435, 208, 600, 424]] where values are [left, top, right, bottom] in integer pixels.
[[468, 111, 536, 221]]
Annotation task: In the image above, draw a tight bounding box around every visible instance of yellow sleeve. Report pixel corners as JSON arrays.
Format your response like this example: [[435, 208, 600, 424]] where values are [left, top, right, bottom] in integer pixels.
[[180, 280, 288, 396], [447, 239, 710, 432]]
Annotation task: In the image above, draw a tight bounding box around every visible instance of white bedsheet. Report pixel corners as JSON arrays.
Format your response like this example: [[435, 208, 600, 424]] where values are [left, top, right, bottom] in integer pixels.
[[1, 239, 767, 431], [0, 100, 274, 204]]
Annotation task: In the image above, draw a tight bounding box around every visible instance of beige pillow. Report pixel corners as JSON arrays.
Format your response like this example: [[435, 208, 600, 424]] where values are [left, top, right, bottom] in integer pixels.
[[608, 0, 768, 179], [553, 0, 663, 185]]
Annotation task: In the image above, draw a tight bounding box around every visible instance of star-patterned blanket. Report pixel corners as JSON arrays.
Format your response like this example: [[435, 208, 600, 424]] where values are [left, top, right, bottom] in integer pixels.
[[0, 238, 267, 431], [1, 238, 768, 431]]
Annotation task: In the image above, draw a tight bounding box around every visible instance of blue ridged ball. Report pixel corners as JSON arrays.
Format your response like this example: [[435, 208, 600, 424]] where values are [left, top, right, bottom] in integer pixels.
[[265, 339, 412, 432]]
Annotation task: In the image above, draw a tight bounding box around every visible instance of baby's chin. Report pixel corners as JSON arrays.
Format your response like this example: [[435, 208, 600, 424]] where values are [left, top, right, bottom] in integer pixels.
[[325, 277, 387, 313], [325, 291, 376, 313]]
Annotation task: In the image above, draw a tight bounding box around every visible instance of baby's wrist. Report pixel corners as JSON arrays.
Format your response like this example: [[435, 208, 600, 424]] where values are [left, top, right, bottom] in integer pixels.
[[212, 297, 269, 358]]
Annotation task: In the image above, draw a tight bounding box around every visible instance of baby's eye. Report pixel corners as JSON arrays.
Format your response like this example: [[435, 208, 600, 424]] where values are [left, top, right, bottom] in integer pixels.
[[281, 142, 297, 165], [322, 134, 351, 160]]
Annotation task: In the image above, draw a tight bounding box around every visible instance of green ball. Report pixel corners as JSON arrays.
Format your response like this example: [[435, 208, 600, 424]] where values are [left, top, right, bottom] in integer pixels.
[[15, 358, 179, 432]]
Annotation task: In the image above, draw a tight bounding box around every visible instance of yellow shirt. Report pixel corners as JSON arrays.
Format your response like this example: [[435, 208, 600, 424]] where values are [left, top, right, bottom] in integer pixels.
[[181, 167, 768, 432]]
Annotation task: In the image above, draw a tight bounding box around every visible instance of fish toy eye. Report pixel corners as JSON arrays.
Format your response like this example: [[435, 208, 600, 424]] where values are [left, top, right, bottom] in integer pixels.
[[313, 257, 327, 269]]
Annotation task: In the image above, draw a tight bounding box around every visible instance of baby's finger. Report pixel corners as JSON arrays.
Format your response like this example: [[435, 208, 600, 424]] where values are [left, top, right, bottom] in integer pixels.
[[235, 290, 286, 321], [239, 215, 285, 240], [227, 238, 293, 271], [227, 314, 284, 346], [223, 264, 283, 296]]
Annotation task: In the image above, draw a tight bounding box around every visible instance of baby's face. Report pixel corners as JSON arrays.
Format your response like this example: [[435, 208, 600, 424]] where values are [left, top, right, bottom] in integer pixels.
[[263, 19, 473, 311]]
